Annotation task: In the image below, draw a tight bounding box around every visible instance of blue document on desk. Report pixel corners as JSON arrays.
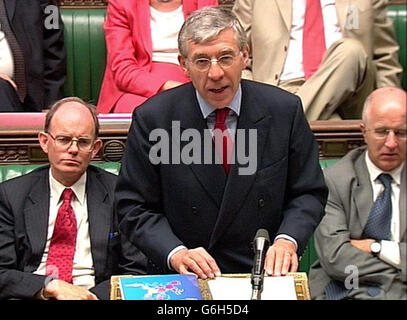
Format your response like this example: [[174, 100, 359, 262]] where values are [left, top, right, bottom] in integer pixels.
[[119, 274, 202, 300]]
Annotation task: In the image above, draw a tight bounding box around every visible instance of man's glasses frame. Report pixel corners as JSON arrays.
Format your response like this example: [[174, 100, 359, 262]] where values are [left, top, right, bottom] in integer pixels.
[[46, 132, 95, 152], [365, 127, 407, 140], [188, 51, 243, 72]]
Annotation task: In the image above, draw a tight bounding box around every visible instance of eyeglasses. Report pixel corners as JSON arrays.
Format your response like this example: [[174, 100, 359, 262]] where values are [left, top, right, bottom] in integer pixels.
[[365, 128, 407, 140], [46, 132, 95, 152], [189, 52, 242, 72]]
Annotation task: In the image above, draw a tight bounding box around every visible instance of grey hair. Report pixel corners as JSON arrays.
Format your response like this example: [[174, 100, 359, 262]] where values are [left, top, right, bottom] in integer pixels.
[[45, 97, 100, 138], [178, 6, 248, 58]]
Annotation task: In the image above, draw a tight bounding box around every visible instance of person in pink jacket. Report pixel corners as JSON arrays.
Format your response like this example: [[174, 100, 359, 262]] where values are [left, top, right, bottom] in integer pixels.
[[97, 0, 218, 113]]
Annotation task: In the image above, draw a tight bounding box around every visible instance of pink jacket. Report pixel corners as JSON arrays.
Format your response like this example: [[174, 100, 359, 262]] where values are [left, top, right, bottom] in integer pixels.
[[97, 0, 219, 113]]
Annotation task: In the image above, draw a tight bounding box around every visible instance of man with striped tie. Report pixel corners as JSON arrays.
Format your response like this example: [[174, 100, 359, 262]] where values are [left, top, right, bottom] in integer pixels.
[[309, 87, 406, 299]]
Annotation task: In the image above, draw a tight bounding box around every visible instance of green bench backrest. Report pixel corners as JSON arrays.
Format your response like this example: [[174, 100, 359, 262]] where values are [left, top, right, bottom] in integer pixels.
[[388, 5, 407, 89], [0, 162, 120, 183], [61, 8, 107, 105], [60, 6, 407, 105]]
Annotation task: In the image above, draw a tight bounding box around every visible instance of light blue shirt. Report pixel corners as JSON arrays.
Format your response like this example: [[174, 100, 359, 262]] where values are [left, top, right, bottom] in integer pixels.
[[196, 84, 242, 142]]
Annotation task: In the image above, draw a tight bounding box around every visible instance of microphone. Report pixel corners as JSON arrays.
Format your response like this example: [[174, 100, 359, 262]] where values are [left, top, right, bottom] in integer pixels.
[[250, 229, 270, 300]]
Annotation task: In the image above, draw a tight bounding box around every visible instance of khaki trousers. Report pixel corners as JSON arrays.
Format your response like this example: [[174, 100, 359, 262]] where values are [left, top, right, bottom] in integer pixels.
[[279, 38, 375, 120]]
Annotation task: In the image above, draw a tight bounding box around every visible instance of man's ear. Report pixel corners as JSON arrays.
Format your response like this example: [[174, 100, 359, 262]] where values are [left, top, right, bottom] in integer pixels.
[[91, 139, 103, 159], [360, 122, 368, 143], [241, 45, 250, 67], [38, 132, 49, 154], [178, 54, 189, 76]]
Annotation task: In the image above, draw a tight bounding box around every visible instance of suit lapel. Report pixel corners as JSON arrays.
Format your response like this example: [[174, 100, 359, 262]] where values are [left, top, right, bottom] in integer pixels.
[[4, 0, 16, 21], [178, 85, 226, 207], [209, 81, 271, 248], [335, 0, 350, 31], [24, 170, 50, 262], [275, 0, 292, 32], [137, 0, 153, 59], [353, 152, 374, 234], [86, 169, 111, 276]]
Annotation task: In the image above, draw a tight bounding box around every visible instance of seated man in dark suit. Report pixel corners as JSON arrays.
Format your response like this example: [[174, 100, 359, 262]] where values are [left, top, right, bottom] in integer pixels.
[[115, 7, 327, 280], [0, 0, 66, 112], [0, 97, 146, 300], [309, 87, 406, 299]]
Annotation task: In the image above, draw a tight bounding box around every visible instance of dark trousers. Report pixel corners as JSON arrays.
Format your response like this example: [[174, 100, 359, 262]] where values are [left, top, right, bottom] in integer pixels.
[[0, 78, 25, 112]]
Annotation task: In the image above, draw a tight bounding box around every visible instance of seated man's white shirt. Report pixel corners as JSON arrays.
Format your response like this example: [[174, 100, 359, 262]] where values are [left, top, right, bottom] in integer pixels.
[[0, 23, 14, 79]]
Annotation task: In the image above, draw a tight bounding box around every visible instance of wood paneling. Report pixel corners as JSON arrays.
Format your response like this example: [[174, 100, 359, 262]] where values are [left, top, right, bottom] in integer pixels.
[[0, 114, 364, 164]]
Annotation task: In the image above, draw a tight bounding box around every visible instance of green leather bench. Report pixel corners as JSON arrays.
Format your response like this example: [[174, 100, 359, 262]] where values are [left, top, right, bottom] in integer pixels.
[[60, 5, 407, 105], [0, 162, 120, 182]]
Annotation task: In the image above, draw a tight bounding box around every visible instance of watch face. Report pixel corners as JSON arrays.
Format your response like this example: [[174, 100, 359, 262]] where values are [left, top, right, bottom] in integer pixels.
[[371, 242, 381, 254]]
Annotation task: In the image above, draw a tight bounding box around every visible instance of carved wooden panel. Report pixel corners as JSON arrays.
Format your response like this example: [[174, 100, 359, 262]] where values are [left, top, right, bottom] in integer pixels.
[[57, 0, 107, 7], [0, 114, 365, 164]]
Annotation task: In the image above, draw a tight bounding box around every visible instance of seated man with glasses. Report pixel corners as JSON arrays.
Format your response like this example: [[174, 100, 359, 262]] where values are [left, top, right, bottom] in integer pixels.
[[309, 87, 406, 300], [115, 7, 327, 280], [0, 97, 146, 300]]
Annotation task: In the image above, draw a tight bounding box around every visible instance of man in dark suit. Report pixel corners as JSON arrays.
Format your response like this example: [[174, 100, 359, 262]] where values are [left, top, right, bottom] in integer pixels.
[[309, 87, 406, 299], [115, 7, 327, 280], [0, 97, 136, 300], [0, 0, 66, 112]]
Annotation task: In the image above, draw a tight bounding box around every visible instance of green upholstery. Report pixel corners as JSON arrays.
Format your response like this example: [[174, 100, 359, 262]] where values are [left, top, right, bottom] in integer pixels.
[[388, 5, 407, 89], [61, 9, 107, 105], [0, 162, 120, 183], [60, 6, 407, 105]]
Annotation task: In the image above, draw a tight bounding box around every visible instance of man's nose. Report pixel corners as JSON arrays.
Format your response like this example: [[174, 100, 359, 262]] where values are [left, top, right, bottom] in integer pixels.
[[384, 130, 399, 149], [67, 140, 80, 153], [208, 60, 224, 80]]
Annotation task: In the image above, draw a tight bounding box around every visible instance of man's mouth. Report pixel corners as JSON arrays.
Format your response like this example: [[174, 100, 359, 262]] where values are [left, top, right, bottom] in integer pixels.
[[209, 86, 228, 94]]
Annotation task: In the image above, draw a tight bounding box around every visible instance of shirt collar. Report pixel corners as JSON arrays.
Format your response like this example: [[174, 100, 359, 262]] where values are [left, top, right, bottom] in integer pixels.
[[49, 169, 87, 205], [196, 84, 242, 119], [365, 152, 404, 185]]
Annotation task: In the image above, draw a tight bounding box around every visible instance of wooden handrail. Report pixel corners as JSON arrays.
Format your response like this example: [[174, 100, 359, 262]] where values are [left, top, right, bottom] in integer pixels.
[[0, 113, 364, 164]]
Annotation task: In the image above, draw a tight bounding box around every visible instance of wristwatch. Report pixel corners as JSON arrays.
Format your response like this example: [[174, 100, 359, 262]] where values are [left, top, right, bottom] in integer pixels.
[[370, 241, 381, 256]]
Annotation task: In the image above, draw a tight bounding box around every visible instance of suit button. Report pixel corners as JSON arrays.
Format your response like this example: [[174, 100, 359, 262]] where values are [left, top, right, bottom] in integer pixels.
[[258, 199, 265, 208], [275, 74, 279, 80], [284, 45, 288, 51], [191, 206, 198, 214]]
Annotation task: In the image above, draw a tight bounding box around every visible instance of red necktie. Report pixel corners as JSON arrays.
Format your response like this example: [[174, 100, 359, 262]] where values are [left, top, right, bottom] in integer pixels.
[[213, 108, 233, 174], [303, 0, 326, 79], [46, 188, 77, 283]]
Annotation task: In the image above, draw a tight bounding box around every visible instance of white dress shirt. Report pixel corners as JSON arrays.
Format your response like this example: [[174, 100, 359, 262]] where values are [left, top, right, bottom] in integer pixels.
[[365, 153, 403, 269], [280, 0, 342, 81], [0, 22, 14, 78], [34, 170, 95, 289]]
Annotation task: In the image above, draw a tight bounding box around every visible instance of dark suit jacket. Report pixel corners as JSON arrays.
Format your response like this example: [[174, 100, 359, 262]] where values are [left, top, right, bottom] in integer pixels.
[[4, 0, 66, 111], [115, 80, 328, 274], [0, 165, 128, 300]]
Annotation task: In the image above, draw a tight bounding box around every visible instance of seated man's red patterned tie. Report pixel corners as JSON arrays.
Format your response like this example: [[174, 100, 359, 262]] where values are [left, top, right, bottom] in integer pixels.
[[213, 108, 233, 174], [46, 188, 77, 283]]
